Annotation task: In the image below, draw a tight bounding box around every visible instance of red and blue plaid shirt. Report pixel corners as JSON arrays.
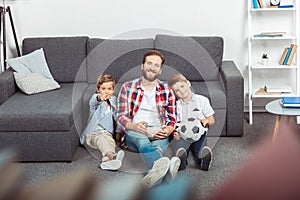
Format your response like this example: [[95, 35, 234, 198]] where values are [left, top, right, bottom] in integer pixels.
[[116, 78, 177, 131]]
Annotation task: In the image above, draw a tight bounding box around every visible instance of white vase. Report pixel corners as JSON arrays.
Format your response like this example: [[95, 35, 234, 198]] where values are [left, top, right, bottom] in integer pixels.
[[262, 58, 269, 65]]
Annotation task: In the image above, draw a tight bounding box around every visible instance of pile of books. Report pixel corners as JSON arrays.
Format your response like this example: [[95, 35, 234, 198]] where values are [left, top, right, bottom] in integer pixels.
[[264, 85, 292, 93], [281, 96, 300, 108], [279, 44, 298, 66], [255, 86, 292, 95], [254, 32, 286, 38]]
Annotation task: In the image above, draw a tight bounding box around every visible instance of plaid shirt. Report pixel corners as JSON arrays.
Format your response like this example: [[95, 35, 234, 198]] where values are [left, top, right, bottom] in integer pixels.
[[116, 78, 177, 131]]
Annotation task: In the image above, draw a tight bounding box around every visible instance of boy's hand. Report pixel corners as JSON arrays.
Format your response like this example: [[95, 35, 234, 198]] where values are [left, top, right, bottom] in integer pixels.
[[173, 131, 181, 140], [198, 118, 209, 128], [97, 94, 110, 101]]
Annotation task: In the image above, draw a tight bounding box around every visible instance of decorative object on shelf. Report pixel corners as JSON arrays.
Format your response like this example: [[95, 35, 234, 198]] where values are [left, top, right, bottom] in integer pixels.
[[262, 53, 269, 65], [270, 0, 280, 6], [0, 0, 20, 70]]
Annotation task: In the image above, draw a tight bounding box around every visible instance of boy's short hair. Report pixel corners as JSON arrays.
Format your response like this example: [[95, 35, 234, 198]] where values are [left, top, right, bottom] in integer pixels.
[[167, 73, 188, 87], [142, 50, 165, 65], [96, 74, 115, 90]]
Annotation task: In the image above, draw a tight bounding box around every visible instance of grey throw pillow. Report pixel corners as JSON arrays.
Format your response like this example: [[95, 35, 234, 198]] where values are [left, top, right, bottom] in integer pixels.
[[13, 72, 60, 95]]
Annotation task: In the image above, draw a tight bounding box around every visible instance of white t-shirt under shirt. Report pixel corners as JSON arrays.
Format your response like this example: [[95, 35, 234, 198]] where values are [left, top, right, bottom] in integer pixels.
[[177, 93, 215, 123], [133, 86, 161, 126]]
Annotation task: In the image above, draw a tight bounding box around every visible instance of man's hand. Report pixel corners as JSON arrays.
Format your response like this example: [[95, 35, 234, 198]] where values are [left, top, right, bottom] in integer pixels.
[[154, 125, 174, 140], [126, 121, 148, 135]]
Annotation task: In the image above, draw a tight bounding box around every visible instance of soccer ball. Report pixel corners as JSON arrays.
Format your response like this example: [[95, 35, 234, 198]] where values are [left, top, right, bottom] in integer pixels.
[[179, 118, 208, 142]]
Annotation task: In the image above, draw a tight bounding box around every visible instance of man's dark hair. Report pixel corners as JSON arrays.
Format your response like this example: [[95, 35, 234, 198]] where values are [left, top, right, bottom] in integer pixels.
[[142, 50, 165, 65]]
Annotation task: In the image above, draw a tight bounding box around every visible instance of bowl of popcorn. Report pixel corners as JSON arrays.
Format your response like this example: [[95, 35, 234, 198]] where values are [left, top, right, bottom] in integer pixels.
[[146, 125, 161, 140]]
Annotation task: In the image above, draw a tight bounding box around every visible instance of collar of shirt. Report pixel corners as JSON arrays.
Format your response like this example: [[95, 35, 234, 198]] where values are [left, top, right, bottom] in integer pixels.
[[136, 78, 162, 91], [179, 92, 196, 105]]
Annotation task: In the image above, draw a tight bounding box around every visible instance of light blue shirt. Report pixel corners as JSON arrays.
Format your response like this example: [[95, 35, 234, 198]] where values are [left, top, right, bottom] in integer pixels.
[[80, 93, 120, 144]]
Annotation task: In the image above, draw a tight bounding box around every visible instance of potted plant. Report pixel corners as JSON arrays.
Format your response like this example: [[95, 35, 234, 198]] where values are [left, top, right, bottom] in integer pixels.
[[262, 53, 269, 65]]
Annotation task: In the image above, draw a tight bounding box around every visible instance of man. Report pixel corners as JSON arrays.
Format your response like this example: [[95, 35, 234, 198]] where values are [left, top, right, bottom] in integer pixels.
[[116, 50, 180, 188]]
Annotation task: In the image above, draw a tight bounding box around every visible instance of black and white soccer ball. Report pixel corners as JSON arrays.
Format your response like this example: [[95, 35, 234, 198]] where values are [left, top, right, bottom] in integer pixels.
[[179, 118, 208, 142]]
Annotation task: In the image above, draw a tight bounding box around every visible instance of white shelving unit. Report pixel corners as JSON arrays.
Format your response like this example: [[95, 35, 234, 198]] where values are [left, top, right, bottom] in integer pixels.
[[247, 0, 300, 124]]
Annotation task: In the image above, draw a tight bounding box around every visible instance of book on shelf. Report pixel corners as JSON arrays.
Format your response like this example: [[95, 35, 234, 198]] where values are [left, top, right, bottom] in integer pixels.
[[254, 32, 286, 37], [252, 0, 259, 9], [279, 47, 289, 65], [260, 32, 287, 35], [286, 44, 297, 66], [281, 96, 300, 107], [255, 88, 281, 95], [257, 0, 264, 8], [278, 5, 294, 8], [264, 85, 292, 93], [283, 47, 292, 65]]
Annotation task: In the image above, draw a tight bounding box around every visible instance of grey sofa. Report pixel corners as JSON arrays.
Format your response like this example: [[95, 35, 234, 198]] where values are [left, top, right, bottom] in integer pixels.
[[0, 35, 244, 162]]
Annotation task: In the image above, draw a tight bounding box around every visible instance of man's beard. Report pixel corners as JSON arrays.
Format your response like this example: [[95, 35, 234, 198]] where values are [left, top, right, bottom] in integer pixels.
[[142, 69, 159, 82]]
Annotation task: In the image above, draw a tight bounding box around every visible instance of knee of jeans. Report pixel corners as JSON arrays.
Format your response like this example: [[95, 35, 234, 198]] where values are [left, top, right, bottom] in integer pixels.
[[139, 145, 157, 154]]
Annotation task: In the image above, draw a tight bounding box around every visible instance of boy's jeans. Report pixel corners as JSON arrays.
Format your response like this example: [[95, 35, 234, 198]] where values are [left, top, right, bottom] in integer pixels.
[[170, 133, 207, 159], [125, 130, 169, 170]]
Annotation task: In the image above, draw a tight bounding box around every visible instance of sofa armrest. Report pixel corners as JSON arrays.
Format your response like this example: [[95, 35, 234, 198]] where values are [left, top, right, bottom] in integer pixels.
[[0, 68, 16, 105], [219, 60, 244, 136]]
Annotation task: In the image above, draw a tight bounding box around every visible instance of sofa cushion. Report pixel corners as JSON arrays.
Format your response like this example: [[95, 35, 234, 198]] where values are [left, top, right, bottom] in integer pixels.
[[191, 81, 226, 109], [0, 83, 88, 132], [0, 68, 16, 105], [86, 38, 154, 84], [22, 37, 89, 83], [154, 34, 223, 82], [13, 72, 60, 95], [6, 48, 55, 79]]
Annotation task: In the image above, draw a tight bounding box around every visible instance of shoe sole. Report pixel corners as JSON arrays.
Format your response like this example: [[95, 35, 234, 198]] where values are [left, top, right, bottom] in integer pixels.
[[201, 146, 212, 171], [167, 157, 181, 181], [116, 150, 125, 162], [176, 147, 187, 171], [140, 157, 170, 188], [100, 159, 122, 170]]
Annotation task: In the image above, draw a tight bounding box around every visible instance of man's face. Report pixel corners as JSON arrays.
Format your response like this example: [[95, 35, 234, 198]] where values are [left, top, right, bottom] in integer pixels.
[[141, 55, 163, 82]]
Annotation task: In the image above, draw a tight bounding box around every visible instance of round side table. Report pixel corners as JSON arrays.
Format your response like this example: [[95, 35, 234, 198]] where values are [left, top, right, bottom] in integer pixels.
[[265, 99, 300, 142]]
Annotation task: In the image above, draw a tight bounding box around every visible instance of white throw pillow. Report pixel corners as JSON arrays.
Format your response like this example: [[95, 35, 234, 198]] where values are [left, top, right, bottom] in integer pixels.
[[6, 48, 54, 79], [13, 72, 60, 95]]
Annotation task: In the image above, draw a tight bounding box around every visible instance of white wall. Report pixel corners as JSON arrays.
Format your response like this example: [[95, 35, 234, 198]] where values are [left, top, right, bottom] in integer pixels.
[[2, 0, 298, 109]]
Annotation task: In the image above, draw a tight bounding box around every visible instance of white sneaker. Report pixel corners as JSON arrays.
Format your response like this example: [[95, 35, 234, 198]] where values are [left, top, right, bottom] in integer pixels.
[[140, 157, 170, 188], [116, 150, 125, 162], [100, 159, 122, 171], [165, 157, 181, 182]]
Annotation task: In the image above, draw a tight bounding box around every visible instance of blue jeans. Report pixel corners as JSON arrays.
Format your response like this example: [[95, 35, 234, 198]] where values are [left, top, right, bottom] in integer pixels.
[[125, 130, 169, 170]]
